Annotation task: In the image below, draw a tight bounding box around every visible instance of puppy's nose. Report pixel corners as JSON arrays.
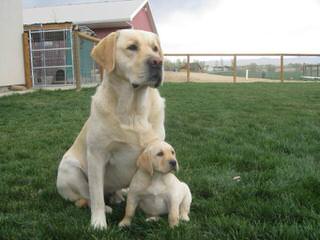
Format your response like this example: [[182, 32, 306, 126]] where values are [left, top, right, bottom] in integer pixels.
[[147, 57, 163, 67], [169, 160, 177, 168]]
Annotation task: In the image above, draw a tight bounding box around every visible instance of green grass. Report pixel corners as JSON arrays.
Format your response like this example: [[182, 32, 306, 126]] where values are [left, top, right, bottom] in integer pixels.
[[1, 83, 320, 239], [213, 70, 304, 80]]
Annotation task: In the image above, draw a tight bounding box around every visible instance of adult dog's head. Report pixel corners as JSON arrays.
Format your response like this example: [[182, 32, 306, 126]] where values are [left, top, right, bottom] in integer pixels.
[[91, 29, 163, 88], [137, 141, 178, 176]]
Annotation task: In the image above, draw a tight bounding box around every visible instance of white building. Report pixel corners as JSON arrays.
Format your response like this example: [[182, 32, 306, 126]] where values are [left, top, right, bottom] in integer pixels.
[[0, 0, 25, 88]]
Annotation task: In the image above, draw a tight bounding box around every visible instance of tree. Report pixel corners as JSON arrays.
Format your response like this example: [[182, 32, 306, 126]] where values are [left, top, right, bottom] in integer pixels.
[[248, 63, 258, 72], [266, 64, 276, 72]]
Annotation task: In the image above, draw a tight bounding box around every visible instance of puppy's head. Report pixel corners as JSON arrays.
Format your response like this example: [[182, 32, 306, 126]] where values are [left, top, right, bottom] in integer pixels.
[[91, 29, 163, 88], [137, 141, 178, 176]]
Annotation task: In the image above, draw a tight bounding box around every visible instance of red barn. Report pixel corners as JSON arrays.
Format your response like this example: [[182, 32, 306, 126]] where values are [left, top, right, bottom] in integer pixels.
[[23, 0, 157, 37]]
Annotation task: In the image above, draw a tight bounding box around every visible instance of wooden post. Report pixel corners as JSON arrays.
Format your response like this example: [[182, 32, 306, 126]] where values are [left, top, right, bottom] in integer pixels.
[[280, 55, 284, 82], [186, 54, 190, 82], [22, 32, 32, 88], [233, 55, 237, 83], [72, 31, 81, 91]]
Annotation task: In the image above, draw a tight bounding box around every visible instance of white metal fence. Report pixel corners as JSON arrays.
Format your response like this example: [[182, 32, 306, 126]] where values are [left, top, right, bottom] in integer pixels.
[[29, 29, 74, 87]]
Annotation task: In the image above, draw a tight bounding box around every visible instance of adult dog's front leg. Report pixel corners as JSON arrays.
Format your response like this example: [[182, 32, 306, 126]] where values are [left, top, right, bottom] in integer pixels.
[[87, 149, 107, 229]]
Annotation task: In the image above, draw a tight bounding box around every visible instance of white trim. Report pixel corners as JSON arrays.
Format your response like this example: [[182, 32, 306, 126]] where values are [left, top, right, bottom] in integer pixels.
[[31, 47, 72, 52], [144, 2, 158, 33], [70, 31, 75, 85], [33, 65, 73, 70], [75, 18, 132, 25], [30, 28, 72, 33], [130, 0, 148, 20]]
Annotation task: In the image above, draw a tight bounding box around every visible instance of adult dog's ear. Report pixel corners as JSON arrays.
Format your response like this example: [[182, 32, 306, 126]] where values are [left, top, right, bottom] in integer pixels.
[[91, 32, 118, 73], [137, 150, 153, 176]]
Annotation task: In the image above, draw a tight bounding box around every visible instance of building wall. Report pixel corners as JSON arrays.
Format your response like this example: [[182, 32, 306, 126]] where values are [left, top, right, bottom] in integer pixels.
[[0, 0, 25, 87], [132, 4, 155, 33], [93, 27, 130, 39]]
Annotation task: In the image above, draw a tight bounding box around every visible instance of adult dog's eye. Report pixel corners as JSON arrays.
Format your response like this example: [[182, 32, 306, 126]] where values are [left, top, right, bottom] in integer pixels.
[[157, 151, 164, 157], [153, 46, 158, 52], [127, 44, 138, 51]]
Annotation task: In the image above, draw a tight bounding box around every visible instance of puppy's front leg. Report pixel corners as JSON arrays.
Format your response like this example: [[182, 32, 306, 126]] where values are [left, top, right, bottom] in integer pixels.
[[168, 200, 180, 228], [87, 149, 107, 229], [118, 193, 139, 227]]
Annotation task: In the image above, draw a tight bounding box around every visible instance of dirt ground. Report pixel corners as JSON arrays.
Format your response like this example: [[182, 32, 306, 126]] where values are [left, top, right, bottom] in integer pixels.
[[164, 71, 305, 83]]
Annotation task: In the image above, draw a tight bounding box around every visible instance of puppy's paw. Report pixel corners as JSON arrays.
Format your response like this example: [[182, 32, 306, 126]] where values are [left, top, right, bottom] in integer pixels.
[[75, 199, 88, 208], [118, 218, 131, 228], [180, 214, 190, 222], [105, 205, 113, 214], [109, 190, 125, 204], [169, 217, 179, 228]]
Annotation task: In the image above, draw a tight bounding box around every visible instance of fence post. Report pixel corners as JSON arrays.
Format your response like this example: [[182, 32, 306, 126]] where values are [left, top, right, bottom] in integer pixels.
[[280, 55, 284, 83], [186, 54, 190, 83], [233, 55, 237, 83], [22, 32, 32, 89], [72, 31, 81, 90]]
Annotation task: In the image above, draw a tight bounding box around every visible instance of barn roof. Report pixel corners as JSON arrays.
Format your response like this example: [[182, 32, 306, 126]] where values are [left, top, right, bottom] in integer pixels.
[[23, 0, 148, 28]]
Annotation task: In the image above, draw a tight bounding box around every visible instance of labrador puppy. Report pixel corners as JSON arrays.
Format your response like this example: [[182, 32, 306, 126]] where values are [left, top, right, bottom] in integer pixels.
[[56, 30, 165, 229], [118, 141, 192, 228]]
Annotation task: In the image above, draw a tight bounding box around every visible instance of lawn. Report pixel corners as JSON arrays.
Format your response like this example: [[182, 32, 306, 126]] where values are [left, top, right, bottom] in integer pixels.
[[214, 70, 303, 81], [1, 83, 320, 239]]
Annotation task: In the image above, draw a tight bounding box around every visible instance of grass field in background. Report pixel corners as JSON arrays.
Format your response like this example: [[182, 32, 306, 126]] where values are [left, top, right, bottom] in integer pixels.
[[1, 83, 320, 239], [213, 70, 303, 80]]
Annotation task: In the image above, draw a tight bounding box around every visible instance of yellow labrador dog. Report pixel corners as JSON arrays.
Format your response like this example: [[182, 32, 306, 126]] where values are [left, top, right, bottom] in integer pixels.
[[119, 141, 192, 228], [56, 30, 165, 229]]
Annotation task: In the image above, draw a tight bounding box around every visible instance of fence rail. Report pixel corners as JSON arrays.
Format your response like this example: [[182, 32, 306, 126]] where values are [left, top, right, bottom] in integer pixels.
[[24, 29, 320, 88], [73, 33, 320, 84], [164, 53, 320, 83]]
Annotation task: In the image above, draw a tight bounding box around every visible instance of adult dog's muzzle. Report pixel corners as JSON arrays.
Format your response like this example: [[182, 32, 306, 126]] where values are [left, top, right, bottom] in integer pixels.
[[132, 57, 163, 89], [147, 57, 163, 88]]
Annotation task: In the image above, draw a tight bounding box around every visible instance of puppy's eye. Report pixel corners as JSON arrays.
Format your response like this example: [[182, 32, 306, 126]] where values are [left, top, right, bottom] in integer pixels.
[[153, 46, 159, 52], [127, 44, 138, 51], [171, 150, 175, 155], [157, 151, 164, 157]]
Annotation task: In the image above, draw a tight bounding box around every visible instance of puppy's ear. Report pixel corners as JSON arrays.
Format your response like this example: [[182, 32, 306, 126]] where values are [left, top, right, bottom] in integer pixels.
[[91, 32, 118, 73], [137, 150, 153, 176]]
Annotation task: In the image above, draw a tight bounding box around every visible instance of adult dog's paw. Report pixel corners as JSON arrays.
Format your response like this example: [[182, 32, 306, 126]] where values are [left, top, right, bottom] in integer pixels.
[[105, 205, 113, 214], [91, 214, 107, 230], [146, 216, 160, 222]]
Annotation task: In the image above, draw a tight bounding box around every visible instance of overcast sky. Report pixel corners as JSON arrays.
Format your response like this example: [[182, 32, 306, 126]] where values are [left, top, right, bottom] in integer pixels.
[[23, 0, 320, 53]]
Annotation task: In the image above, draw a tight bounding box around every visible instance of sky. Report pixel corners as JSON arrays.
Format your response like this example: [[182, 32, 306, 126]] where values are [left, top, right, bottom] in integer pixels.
[[23, 0, 320, 53]]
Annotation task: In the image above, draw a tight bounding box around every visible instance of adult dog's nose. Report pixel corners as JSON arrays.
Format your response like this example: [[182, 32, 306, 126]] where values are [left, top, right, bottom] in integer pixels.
[[169, 160, 177, 168], [147, 57, 163, 68]]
